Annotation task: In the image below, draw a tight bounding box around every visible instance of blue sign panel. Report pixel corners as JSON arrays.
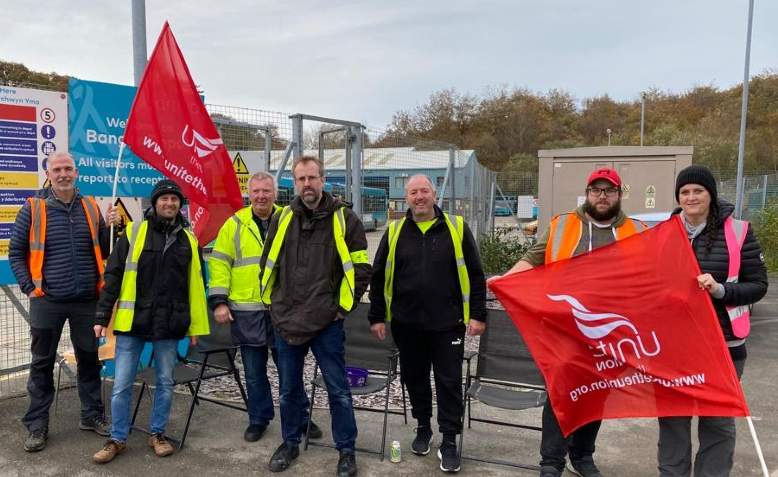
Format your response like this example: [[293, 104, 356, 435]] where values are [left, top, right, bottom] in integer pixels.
[[0, 262, 14, 286], [68, 78, 163, 197], [0, 155, 37, 172], [0, 223, 12, 240], [0, 190, 35, 205], [0, 120, 36, 139], [0, 138, 36, 155]]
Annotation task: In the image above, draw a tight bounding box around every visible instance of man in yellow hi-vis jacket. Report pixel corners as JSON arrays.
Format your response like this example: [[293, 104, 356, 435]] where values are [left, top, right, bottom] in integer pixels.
[[259, 156, 371, 477], [208, 172, 321, 443], [91, 180, 209, 464]]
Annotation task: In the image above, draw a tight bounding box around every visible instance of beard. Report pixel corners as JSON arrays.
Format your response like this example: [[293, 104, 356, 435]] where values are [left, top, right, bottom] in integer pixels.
[[583, 200, 621, 222]]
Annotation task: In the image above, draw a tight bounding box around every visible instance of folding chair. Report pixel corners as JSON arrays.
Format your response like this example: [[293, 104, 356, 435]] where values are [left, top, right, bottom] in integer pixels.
[[462, 308, 547, 471], [130, 309, 249, 449], [304, 303, 407, 461]]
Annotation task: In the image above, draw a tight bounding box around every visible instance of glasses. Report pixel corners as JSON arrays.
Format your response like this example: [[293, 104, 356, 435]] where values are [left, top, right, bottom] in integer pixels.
[[586, 186, 620, 197]]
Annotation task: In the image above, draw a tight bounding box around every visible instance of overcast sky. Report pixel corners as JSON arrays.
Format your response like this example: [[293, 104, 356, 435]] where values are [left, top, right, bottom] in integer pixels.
[[2, 1, 777, 129]]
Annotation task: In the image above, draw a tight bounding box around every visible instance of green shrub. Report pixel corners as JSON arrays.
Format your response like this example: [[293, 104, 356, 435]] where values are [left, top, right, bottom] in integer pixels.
[[479, 227, 531, 275], [753, 202, 778, 273]]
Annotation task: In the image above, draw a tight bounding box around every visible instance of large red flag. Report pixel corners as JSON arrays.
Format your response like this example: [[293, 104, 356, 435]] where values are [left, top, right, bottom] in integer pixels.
[[489, 216, 748, 436], [123, 22, 242, 244]]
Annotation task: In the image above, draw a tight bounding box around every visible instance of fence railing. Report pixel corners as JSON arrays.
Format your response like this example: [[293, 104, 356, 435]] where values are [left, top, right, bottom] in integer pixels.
[[0, 286, 76, 399]]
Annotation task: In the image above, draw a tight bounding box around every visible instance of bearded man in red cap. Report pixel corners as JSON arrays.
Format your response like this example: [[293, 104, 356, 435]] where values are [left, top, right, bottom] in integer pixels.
[[503, 168, 647, 477]]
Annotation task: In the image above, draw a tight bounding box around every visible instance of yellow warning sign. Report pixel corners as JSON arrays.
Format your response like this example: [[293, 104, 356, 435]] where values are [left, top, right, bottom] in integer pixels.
[[233, 152, 250, 196], [113, 198, 133, 228]]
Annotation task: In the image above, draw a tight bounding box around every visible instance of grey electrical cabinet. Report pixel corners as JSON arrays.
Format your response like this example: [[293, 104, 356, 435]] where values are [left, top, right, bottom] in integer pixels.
[[537, 146, 693, 231]]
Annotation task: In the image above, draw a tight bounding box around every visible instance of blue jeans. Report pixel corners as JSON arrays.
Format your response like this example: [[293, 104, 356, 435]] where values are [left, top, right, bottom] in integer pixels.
[[110, 335, 178, 442], [241, 345, 275, 426], [275, 320, 357, 451]]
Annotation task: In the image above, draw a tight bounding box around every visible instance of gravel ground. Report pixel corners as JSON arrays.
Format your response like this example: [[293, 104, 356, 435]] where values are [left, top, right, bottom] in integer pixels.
[[187, 290, 505, 408], [186, 334, 482, 410]]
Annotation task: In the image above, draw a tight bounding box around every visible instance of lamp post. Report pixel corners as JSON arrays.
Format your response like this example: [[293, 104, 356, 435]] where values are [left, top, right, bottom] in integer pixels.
[[131, 0, 147, 86], [640, 93, 646, 147], [735, 0, 755, 219]]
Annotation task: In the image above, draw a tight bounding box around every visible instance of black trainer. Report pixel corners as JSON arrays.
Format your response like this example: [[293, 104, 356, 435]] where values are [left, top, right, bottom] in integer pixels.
[[336, 450, 358, 477], [302, 420, 323, 439], [437, 438, 461, 473], [24, 428, 48, 452], [269, 442, 299, 472], [567, 456, 604, 477], [539, 465, 563, 477], [80, 415, 110, 437], [244, 423, 268, 442], [411, 426, 433, 455]]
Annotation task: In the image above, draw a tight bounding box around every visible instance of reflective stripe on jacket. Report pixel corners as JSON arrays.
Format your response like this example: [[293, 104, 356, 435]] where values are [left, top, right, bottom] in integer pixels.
[[545, 212, 646, 263], [208, 205, 281, 310], [383, 213, 471, 323], [722, 216, 751, 338], [114, 220, 209, 336], [259, 206, 368, 313], [27, 196, 105, 297]]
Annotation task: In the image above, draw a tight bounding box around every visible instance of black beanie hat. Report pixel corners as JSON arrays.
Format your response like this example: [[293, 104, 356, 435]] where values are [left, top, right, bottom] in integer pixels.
[[150, 179, 185, 205], [674, 165, 717, 202]]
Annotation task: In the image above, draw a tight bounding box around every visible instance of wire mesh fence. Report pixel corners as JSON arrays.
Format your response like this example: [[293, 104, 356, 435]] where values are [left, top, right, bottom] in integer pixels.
[[0, 286, 76, 399], [717, 171, 778, 220]]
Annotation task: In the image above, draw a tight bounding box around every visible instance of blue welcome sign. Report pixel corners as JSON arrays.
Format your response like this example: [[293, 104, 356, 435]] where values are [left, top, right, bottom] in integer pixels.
[[68, 78, 163, 197]]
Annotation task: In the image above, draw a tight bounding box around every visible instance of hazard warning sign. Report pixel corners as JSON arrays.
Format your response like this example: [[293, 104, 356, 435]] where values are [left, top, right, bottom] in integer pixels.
[[113, 197, 133, 228], [233, 152, 250, 196]]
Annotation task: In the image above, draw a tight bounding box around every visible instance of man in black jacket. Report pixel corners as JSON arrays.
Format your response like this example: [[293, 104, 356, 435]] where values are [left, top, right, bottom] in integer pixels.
[[259, 156, 371, 477], [368, 174, 487, 473], [9, 151, 118, 452], [91, 180, 210, 464]]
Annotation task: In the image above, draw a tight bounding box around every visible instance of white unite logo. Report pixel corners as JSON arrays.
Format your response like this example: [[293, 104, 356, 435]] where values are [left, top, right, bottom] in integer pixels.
[[181, 125, 223, 173], [547, 294, 661, 370]]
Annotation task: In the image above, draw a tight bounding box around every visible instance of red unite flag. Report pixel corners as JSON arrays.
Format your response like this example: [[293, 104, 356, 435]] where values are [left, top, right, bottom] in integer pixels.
[[123, 22, 243, 244], [489, 216, 749, 436]]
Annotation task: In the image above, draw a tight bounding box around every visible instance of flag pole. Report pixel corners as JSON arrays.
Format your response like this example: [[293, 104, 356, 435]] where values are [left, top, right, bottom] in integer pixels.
[[109, 143, 126, 252], [746, 416, 769, 476]]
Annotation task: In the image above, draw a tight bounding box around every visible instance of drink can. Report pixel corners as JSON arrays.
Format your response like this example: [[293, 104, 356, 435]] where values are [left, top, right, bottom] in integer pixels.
[[390, 440, 401, 463]]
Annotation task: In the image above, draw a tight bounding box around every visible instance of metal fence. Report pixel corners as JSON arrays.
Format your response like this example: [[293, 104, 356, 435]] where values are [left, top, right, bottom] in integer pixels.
[[205, 105, 495, 242], [0, 286, 76, 399], [718, 172, 778, 220]]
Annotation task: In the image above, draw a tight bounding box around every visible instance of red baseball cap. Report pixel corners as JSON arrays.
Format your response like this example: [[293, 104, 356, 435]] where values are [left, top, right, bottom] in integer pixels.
[[587, 168, 621, 187]]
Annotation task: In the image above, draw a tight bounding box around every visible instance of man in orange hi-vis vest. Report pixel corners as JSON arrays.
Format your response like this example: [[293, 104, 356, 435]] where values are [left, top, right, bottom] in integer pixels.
[[501, 168, 646, 477], [8, 152, 119, 453]]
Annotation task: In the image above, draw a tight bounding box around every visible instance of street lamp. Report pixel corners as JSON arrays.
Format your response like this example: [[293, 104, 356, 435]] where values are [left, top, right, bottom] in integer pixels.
[[735, 0, 755, 219], [640, 92, 646, 147], [606, 128, 612, 146]]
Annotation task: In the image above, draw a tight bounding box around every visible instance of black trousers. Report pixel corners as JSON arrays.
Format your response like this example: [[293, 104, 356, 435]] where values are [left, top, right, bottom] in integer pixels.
[[22, 297, 102, 432], [540, 398, 601, 471], [391, 320, 465, 435]]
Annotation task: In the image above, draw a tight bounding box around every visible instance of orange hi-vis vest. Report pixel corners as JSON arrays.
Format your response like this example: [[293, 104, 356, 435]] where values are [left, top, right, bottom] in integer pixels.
[[27, 196, 105, 297], [545, 212, 647, 264]]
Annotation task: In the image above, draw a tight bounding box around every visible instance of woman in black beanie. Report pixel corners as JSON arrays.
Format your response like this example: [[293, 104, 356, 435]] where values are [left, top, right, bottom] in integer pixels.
[[658, 165, 768, 476]]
